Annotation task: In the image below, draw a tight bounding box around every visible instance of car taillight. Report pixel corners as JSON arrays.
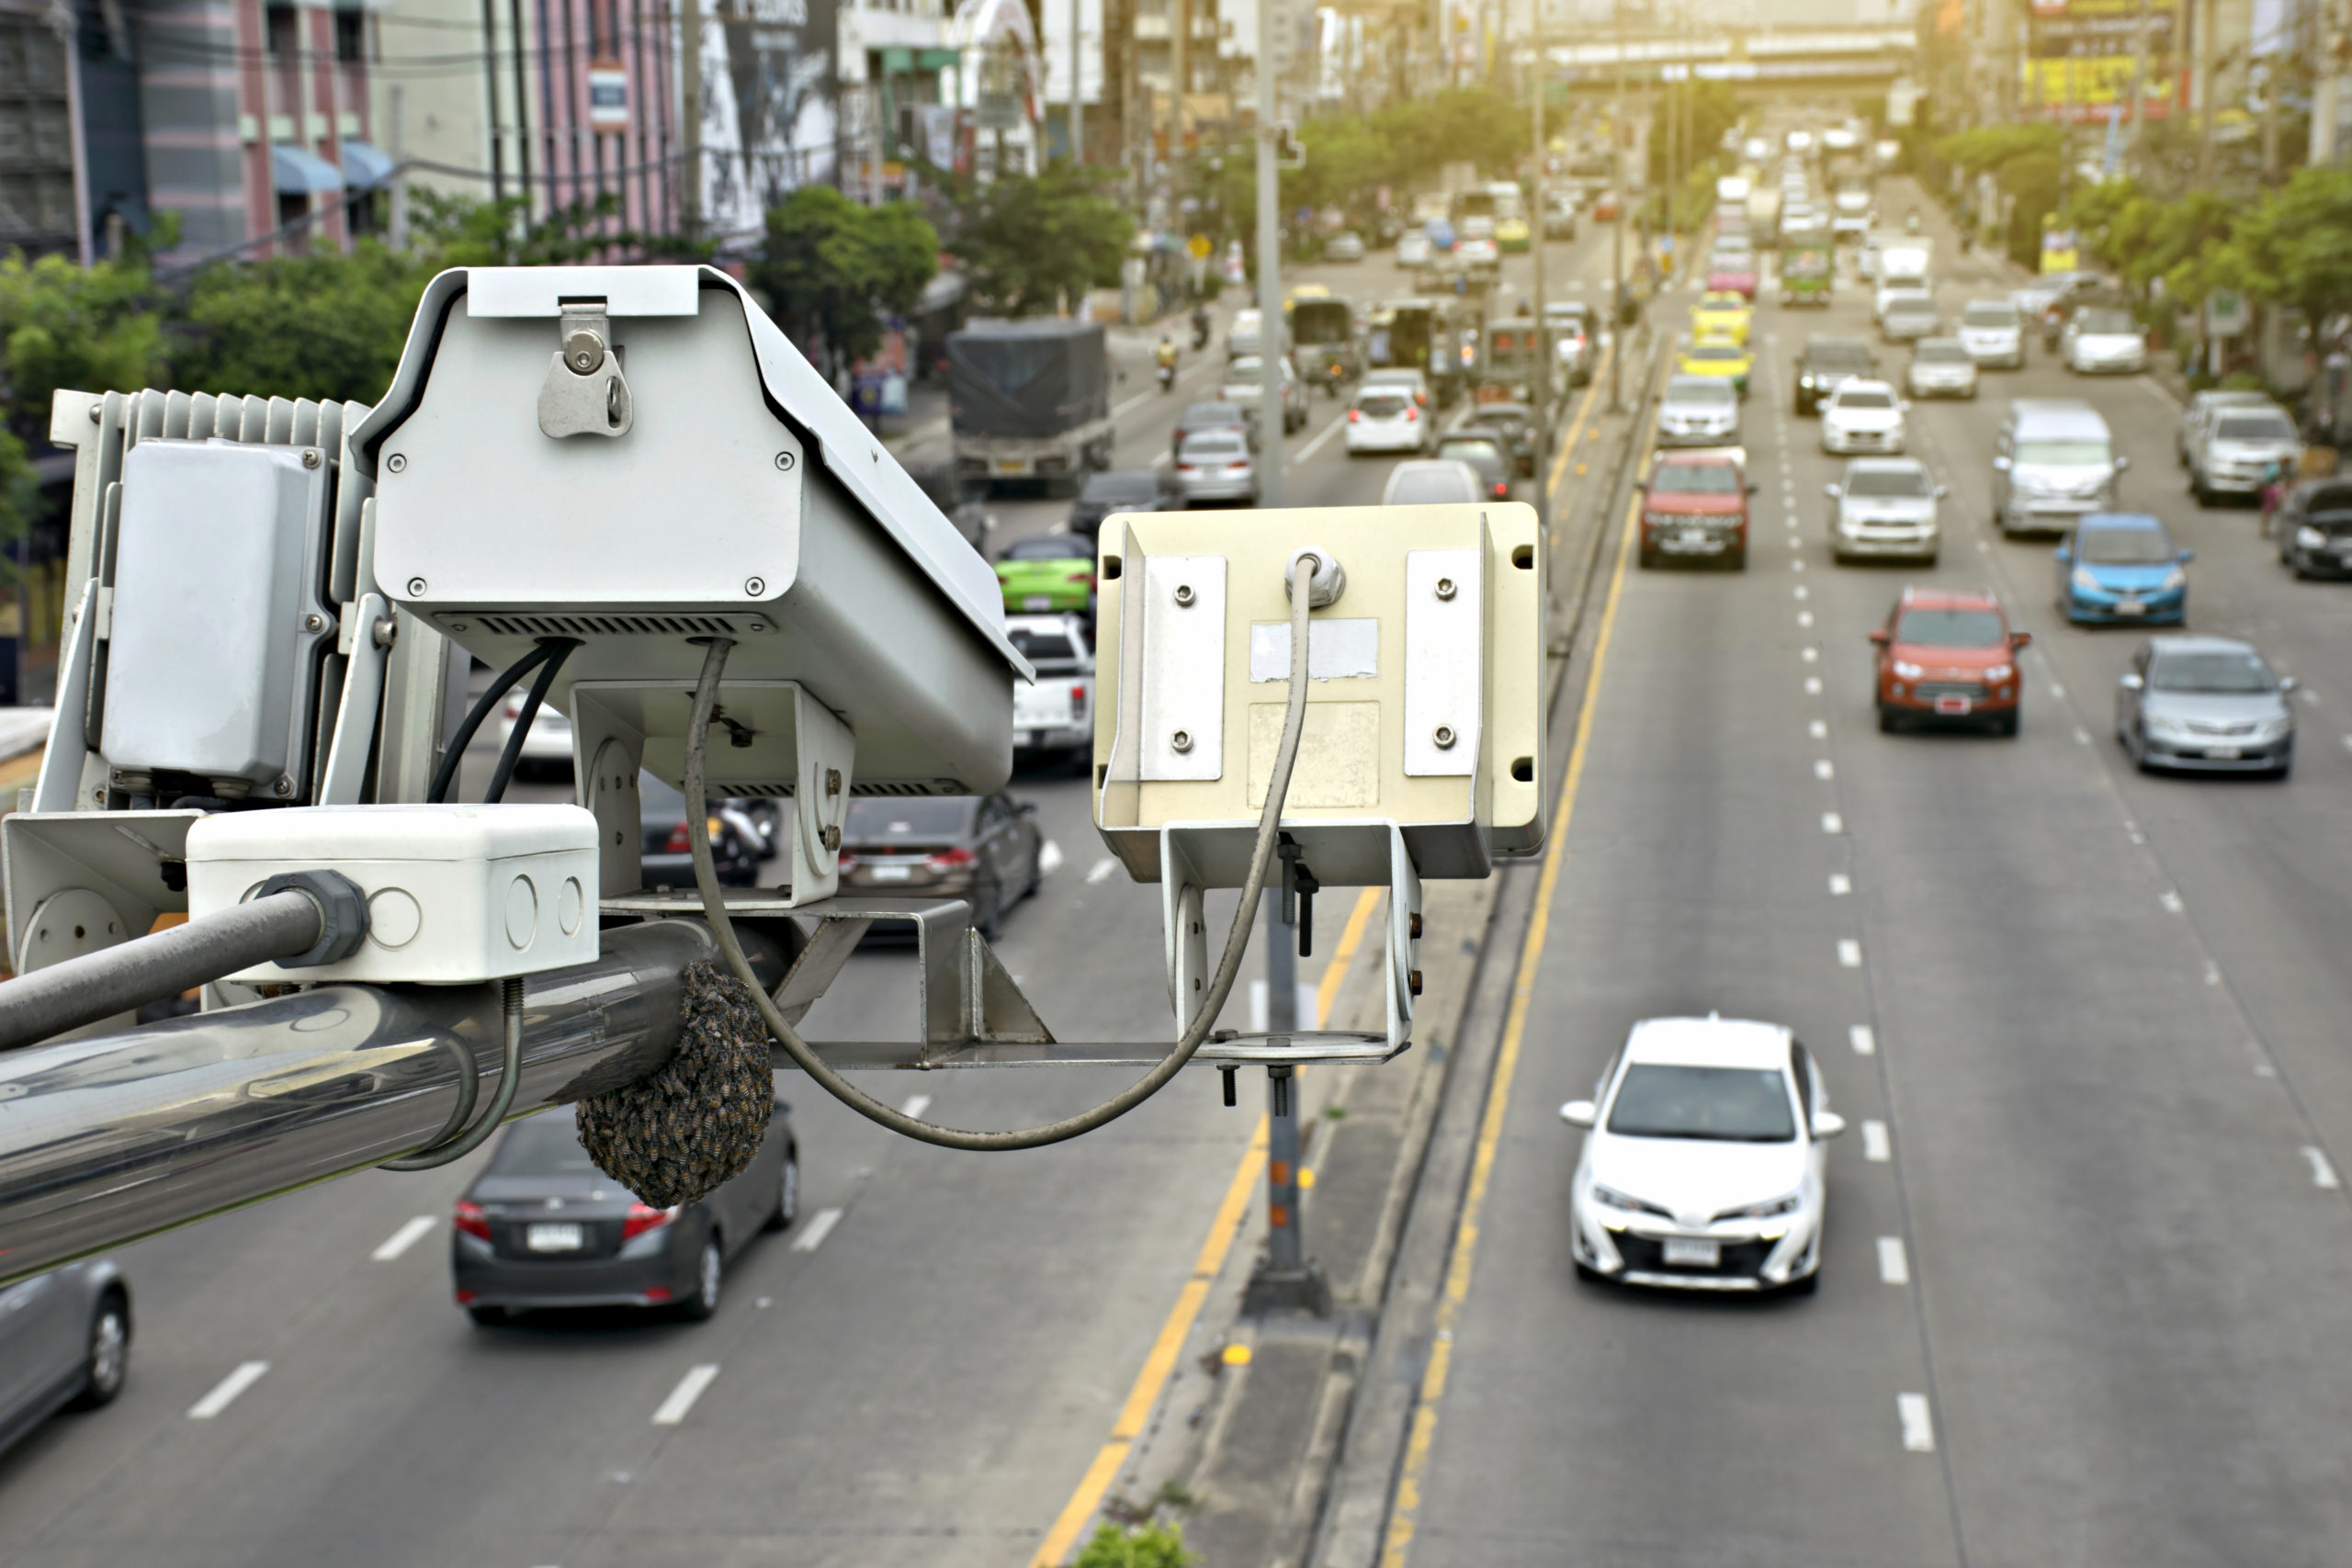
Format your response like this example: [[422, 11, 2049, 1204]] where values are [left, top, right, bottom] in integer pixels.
[[1414, 391, 1428, 407], [1492, 481, 1510, 497], [1349, 409, 1361, 422], [622, 1202, 680, 1241], [454, 1200, 490, 1240], [1227, 462, 1250, 473], [1177, 464, 1196, 474], [1070, 683, 1089, 718], [1071, 572, 1095, 588], [928, 845, 978, 873], [837, 852, 859, 871], [1404, 407, 1418, 421]]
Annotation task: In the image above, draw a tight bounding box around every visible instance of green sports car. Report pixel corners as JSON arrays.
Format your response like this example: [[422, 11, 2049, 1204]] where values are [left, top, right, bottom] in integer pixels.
[[996, 533, 1098, 615]]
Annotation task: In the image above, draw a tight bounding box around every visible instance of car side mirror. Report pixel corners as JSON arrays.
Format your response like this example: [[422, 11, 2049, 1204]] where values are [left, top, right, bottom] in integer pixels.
[[2114, 456, 2131, 471], [2279, 674, 2301, 693], [1992, 455, 2012, 471], [2011, 630, 2033, 649], [1868, 628, 1890, 646], [2120, 671, 2145, 691], [1935, 484, 1950, 498], [1747, 482, 1760, 495], [2054, 542, 2072, 561], [2178, 548, 2195, 563], [1559, 1100, 1597, 1128], [1825, 482, 1841, 498], [1812, 1111, 1847, 1140]]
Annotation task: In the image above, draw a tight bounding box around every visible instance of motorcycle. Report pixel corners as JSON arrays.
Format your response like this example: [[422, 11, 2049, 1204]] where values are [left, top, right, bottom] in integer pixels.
[[1157, 361, 1178, 392], [1319, 358, 1349, 399]]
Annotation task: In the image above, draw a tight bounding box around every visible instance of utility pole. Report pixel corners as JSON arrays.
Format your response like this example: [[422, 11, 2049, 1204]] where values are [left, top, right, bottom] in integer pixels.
[[1258, 0, 1284, 510], [2125, 0, 2152, 161], [1242, 877, 1329, 1315], [1532, 21, 1547, 479], [2197, 0, 2214, 183], [1070, 0, 1084, 162], [1611, 0, 1625, 412], [1171, 0, 1184, 168], [679, 0, 701, 239]]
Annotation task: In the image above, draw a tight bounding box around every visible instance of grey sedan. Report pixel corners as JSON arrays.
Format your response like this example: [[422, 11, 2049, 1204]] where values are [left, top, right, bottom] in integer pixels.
[[0, 1261, 130, 1458], [2116, 635, 2297, 777], [1172, 431, 1261, 505]]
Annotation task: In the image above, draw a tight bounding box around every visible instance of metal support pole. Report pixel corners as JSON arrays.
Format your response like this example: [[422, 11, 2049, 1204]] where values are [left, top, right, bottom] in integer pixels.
[[678, 0, 700, 238], [1070, 0, 1085, 163], [1611, 0, 1625, 412], [1532, 36, 1548, 478], [1257, 0, 1284, 508], [1242, 888, 1328, 1314]]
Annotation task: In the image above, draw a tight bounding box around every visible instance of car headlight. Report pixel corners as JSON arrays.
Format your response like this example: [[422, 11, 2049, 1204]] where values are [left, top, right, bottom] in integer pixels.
[[1984, 662, 2013, 682], [2072, 567, 2102, 592], [2159, 566, 2187, 592], [2256, 716, 2294, 740], [1589, 1182, 1672, 1218], [2295, 525, 2325, 549], [2144, 715, 2192, 739], [1893, 660, 1924, 679], [1721, 1191, 1803, 1220]]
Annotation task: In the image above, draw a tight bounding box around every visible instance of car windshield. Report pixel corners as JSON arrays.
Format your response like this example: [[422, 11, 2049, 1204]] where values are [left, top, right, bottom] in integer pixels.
[[1441, 438, 1503, 463], [1963, 305, 2018, 328], [2076, 526, 2176, 564], [1849, 468, 1931, 497], [2079, 309, 2136, 334], [1606, 1065, 1796, 1143], [1809, 343, 1872, 367], [1227, 357, 1267, 380], [1389, 471, 1476, 504], [2150, 651, 2276, 693], [1003, 536, 1091, 561], [1894, 608, 2006, 647], [2017, 440, 2110, 465], [1667, 380, 1736, 406], [1837, 389, 1894, 410], [1651, 463, 1739, 495], [844, 798, 971, 837], [1689, 345, 1741, 364], [488, 1111, 602, 1176], [1916, 342, 1969, 362], [1357, 394, 1409, 417], [1182, 403, 1240, 426], [1007, 628, 1078, 661], [2216, 414, 2297, 441]]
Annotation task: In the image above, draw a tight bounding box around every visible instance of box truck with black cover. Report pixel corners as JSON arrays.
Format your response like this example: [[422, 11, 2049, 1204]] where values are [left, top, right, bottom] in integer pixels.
[[948, 320, 1116, 492]]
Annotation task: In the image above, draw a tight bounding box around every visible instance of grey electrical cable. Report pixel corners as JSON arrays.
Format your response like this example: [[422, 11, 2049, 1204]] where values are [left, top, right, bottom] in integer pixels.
[[682, 564, 1321, 1151], [379, 976, 526, 1170]]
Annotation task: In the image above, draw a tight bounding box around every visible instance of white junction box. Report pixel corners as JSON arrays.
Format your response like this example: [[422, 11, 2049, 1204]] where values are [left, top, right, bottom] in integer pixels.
[[187, 804, 600, 984]]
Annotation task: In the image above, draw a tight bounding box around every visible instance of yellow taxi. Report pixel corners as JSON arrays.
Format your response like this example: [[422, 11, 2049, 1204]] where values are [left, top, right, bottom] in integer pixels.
[[1676, 333, 1754, 397], [1496, 216, 1532, 253], [1689, 290, 1752, 345]]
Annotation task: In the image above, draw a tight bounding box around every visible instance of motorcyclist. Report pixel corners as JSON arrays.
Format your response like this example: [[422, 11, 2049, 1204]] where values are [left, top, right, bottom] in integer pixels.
[[1905, 207, 1922, 235], [1155, 335, 1179, 370], [1191, 301, 1211, 347]]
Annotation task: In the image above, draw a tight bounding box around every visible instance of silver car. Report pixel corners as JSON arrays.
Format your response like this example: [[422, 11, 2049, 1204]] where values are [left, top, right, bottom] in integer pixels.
[[2176, 389, 2274, 467], [1172, 430, 1261, 505], [1957, 299, 2025, 368], [2116, 635, 2296, 777], [1905, 338, 1978, 400], [1826, 457, 1943, 563], [2189, 403, 2302, 504], [0, 1261, 130, 1457], [1879, 288, 1940, 343], [1656, 375, 1742, 447], [2061, 306, 2147, 374], [1381, 459, 1483, 505], [1221, 355, 1306, 435]]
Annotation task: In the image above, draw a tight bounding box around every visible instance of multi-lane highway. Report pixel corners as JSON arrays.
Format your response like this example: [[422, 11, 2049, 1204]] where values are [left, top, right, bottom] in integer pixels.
[[0, 229, 1629, 1566], [1391, 199, 2352, 1565]]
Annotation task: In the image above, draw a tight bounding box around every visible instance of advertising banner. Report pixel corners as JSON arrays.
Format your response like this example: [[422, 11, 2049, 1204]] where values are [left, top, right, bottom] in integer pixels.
[[2023, 0, 2184, 122]]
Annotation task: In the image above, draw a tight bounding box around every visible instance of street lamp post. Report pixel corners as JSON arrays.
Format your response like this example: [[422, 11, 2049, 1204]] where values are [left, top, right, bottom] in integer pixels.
[[1257, 0, 1284, 510], [1611, 0, 1625, 412]]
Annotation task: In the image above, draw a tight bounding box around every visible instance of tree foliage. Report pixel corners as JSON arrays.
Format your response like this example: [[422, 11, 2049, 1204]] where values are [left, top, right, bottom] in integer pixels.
[[752, 185, 938, 374], [1649, 80, 1740, 192], [0, 218, 173, 429], [943, 161, 1132, 317], [172, 242, 430, 406], [1071, 1520, 1195, 1568]]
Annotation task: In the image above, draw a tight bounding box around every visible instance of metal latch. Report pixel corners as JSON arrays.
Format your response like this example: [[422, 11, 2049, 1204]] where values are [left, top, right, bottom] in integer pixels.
[[537, 303, 634, 439]]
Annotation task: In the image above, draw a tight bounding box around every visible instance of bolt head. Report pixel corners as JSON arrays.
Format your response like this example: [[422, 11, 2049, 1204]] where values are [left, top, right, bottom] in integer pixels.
[[88, 403, 101, 424], [564, 327, 606, 375], [273, 776, 294, 796], [1435, 577, 1458, 601], [301, 447, 322, 469], [775, 451, 797, 471], [406, 577, 428, 596], [1433, 724, 1457, 749], [386, 453, 407, 473], [303, 613, 325, 632], [1173, 583, 1196, 606], [1171, 729, 1193, 753], [744, 576, 767, 597]]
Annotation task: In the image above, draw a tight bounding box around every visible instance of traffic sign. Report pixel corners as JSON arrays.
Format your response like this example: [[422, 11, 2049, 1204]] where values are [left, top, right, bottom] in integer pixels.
[[1189, 231, 1212, 260]]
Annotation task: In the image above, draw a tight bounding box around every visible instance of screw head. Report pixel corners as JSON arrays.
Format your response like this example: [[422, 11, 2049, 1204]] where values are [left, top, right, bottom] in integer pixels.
[[820, 825, 842, 852], [774, 451, 797, 471], [301, 447, 322, 469], [744, 577, 766, 597], [302, 613, 326, 633], [406, 577, 427, 596], [1170, 729, 1193, 753], [1435, 577, 1457, 601], [564, 327, 606, 374], [88, 403, 101, 424], [273, 775, 294, 797], [1173, 583, 1195, 606], [1432, 724, 1457, 750], [386, 453, 407, 474]]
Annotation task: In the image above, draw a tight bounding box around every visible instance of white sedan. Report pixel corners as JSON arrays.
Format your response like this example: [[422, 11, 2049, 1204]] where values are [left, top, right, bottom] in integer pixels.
[[2062, 306, 2149, 374], [1344, 387, 1431, 456], [1562, 1016, 1842, 1293], [1819, 378, 1906, 455]]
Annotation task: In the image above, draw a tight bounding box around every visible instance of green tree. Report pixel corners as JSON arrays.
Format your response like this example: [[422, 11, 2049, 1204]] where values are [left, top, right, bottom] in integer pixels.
[[2194, 162, 2352, 329], [0, 226, 171, 429], [752, 185, 939, 378], [1071, 1520, 1195, 1568], [170, 241, 431, 406], [944, 162, 1132, 318]]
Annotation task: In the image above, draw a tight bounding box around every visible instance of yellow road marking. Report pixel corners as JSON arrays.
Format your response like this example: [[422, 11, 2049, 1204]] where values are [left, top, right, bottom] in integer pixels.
[[1379, 415, 1653, 1568], [1543, 340, 1614, 498], [1317, 886, 1385, 1021]]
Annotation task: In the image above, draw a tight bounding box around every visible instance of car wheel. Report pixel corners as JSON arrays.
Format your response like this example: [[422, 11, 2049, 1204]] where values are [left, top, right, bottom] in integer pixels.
[[679, 1235, 723, 1321], [1782, 1268, 1821, 1297], [1876, 702, 1899, 734], [66, 1292, 130, 1410], [1725, 546, 1747, 571], [975, 874, 1004, 942], [466, 1304, 508, 1327], [764, 1145, 800, 1231], [1993, 711, 2020, 738], [1638, 543, 1659, 570]]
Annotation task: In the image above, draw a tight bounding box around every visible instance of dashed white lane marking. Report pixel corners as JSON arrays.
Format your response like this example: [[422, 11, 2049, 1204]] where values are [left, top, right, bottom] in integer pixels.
[[1838, 938, 1861, 967], [2159, 890, 2184, 913], [2297, 686, 2320, 705], [2050, 683, 2065, 701], [791, 1207, 844, 1253], [1289, 412, 1349, 465], [1828, 873, 1851, 895], [1877, 1236, 1911, 1285], [1814, 759, 1834, 780], [1975, 539, 1990, 552], [1805, 677, 1823, 694], [2304, 1146, 2343, 1190], [370, 1216, 436, 1262], [1086, 856, 1121, 885], [1792, 584, 1809, 600], [2074, 726, 2092, 745], [188, 1361, 269, 1420], [1798, 610, 1815, 627], [1863, 1120, 1891, 1161], [900, 1094, 933, 1120], [1823, 812, 1845, 835], [1037, 840, 1064, 875], [1898, 1393, 1936, 1452], [651, 1364, 722, 1426], [2205, 961, 2222, 987], [2126, 825, 2145, 845], [1810, 719, 1828, 739], [1849, 1024, 1876, 1055], [1792, 558, 1807, 571], [1802, 647, 1819, 663]]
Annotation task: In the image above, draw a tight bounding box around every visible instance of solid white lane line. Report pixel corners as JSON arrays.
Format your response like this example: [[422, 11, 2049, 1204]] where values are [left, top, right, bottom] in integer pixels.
[[900, 1094, 933, 1120], [188, 1361, 269, 1420], [2159, 890, 2184, 913], [1289, 413, 1347, 466], [2303, 1146, 2342, 1190], [651, 1364, 722, 1426], [1036, 840, 1064, 875], [1805, 677, 1823, 694], [1828, 873, 1851, 896], [2074, 727, 2092, 745], [1814, 759, 1834, 780], [1862, 1120, 1891, 1161], [1975, 539, 1990, 552], [1898, 1393, 1936, 1451], [1838, 939, 1861, 967], [1810, 719, 1828, 739], [1086, 856, 1120, 885], [791, 1207, 844, 1253], [1823, 812, 1845, 835], [370, 1216, 436, 1262], [1792, 558, 1807, 571], [1877, 1236, 1911, 1285], [1849, 1024, 1875, 1055]]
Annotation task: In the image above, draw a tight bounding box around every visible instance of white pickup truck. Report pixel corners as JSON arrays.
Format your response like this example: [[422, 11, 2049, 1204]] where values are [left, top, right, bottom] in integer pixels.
[[1009, 614, 1096, 769]]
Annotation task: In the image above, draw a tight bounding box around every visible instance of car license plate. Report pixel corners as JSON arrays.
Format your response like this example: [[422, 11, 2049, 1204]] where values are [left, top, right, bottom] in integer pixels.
[[1936, 695, 1971, 715], [1023, 595, 1054, 612], [526, 1223, 583, 1252], [1661, 1236, 1720, 1267], [1678, 529, 1709, 547], [996, 458, 1025, 474], [2115, 600, 2146, 615], [871, 863, 913, 882], [2206, 746, 2242, 760]]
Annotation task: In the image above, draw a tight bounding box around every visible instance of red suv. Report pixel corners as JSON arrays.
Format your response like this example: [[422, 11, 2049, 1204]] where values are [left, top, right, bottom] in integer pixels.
[[1639, 451, 1753, 570], [1870, 587, 2030, 735]]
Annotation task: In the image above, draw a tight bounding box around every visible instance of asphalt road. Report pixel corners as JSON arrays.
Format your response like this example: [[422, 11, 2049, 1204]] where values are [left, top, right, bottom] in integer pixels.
[[0, 227, 1624, 1566], [1398, 209, 2352, 1565]]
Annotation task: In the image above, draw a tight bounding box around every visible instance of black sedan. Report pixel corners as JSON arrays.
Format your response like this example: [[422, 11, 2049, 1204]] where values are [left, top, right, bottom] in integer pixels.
[[1470, 401, 1541, 475], [1068, 469, 1171, 538], [1436, 429, 1516, 501], [835, 792, 1043, 940], [640, 771, 765, 888], [453, 1101, 798, 1324], [2274, 477, 2352, 579]]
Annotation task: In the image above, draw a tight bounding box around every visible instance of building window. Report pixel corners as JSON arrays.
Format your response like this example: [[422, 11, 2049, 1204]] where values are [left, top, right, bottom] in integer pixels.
[[334, 9, 365, 63], [277, 190, 311, 231], [266, 4, 298, 61], [346, 188, 384, 236]]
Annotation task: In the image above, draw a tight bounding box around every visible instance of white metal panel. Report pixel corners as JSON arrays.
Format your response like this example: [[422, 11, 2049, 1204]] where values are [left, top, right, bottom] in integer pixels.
[[1138, 555, 1226, 782], [1402, 547, 1483, 776], [464, 266, 702, 317], [1246, 618, 1380, 682]]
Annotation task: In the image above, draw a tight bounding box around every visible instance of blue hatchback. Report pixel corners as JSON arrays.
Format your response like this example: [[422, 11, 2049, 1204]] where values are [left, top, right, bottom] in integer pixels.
[[2056, 513, 2191, 625]]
